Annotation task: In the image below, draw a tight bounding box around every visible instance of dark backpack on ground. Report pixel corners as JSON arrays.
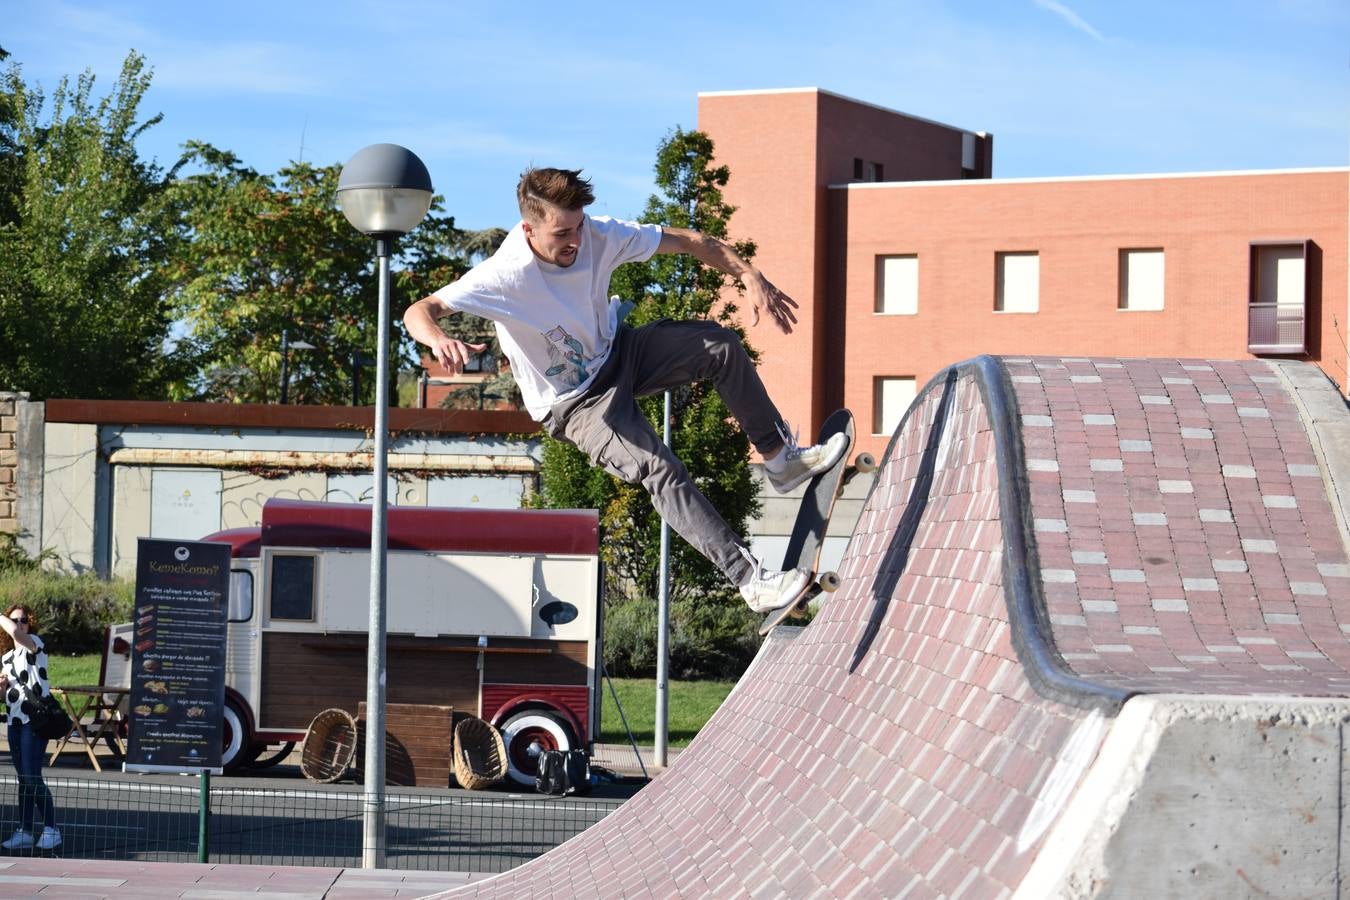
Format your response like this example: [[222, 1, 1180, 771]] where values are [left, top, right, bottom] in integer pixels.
[[535, 749, 592, 796]]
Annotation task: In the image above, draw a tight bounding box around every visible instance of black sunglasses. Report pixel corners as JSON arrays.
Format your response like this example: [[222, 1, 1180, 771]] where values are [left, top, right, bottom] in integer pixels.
[[10, 616, 28, 624]]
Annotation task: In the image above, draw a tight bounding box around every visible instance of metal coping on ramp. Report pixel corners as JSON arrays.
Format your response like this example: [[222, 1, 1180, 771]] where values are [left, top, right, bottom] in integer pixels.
[[433, 355, 1350, 899]]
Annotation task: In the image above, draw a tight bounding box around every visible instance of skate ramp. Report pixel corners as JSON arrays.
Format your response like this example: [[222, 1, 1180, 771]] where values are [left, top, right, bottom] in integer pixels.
[[438, 356, 1350, 898]]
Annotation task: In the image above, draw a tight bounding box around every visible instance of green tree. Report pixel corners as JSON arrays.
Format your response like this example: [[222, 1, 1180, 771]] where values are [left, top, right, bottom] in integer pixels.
[[0, 51, 192, 399], [535, 128, 763, 678], [165, 143, 475, 405]]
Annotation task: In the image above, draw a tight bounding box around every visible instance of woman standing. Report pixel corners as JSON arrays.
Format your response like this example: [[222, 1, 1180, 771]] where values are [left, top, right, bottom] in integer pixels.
[[0, 606, 61, 851]]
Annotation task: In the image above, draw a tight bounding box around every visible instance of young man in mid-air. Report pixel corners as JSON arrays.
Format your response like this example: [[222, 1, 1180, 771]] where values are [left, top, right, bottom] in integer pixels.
[[403, 167, 847, 614]]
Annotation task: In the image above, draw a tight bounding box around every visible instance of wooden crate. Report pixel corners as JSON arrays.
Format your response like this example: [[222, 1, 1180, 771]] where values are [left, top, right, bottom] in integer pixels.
[[356, 702, 454, 787]]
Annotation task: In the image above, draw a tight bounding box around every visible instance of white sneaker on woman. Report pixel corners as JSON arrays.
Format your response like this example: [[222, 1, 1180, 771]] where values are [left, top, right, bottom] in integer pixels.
[[36, 826, 61, 850], [1, 829, 33, 850]]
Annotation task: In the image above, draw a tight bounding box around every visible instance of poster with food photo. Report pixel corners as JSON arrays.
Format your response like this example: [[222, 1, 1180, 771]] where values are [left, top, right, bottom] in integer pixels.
[[126, 538, 230, 774]]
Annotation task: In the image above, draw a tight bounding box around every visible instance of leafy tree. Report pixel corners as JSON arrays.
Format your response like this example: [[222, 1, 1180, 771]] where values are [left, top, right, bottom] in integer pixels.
[[535, 128, 764, 678], [0, 51, 193, 399], [165, 143, 478, 405]]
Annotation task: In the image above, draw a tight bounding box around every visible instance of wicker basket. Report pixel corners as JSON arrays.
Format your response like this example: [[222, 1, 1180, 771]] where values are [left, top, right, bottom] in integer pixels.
[[301, 708, 358, 784], [453, 716, 507, 790]]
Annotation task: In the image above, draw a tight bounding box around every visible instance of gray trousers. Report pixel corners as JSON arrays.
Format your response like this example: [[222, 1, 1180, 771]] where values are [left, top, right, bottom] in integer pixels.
[[542, 320, 786, 586]]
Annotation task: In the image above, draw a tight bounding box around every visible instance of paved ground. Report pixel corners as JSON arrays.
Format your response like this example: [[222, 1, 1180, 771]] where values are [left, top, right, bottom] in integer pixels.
[[0, 857, 487, 897]]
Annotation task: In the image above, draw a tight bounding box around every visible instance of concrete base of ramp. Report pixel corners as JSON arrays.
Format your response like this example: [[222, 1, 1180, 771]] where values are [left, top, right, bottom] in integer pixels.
[[1021, 694, 1349, 898]]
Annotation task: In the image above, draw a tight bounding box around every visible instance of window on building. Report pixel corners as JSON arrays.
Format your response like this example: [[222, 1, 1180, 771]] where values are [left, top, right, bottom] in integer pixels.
[[995, 252, 1039, 313], [866, 161, 885, 182], [853, 158, 864, 180], [1118, 248, 1165, 311], [876, 255, 919, 315], [874, 376, 917, 436], [270, 553, 316, 621], [228, 570, 254, 623], [1248, 240, 1311, 354]]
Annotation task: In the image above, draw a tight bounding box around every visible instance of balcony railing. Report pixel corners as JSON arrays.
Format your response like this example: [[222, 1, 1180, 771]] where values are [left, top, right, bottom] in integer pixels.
[[1247, 302, 1306, 355]]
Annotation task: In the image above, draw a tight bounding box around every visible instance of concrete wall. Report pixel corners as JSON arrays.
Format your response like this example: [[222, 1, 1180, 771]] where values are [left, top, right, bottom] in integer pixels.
[[10, 396, 866, 578], [1019, 694, 1350, 898]]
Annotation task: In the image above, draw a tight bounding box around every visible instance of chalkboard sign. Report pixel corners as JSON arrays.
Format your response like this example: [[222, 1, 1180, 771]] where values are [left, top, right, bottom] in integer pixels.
[[269, 554, 315, 621], [125, 539, 230, 774]]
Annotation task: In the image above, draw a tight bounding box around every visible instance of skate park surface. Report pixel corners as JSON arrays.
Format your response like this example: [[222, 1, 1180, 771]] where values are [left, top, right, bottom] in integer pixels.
[[435, 355, 1350, 898], [12, 355, 1350, 897]]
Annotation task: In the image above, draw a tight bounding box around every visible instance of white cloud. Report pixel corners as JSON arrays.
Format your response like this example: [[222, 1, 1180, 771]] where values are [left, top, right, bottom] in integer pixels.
[[1032, 0, 1106, 42]]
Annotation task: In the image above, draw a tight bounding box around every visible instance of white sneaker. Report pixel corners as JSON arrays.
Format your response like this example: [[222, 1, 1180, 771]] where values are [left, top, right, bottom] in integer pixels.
[[36, 826, 61, 850], [739, 566, 810, 614], [765, 427, 850, 494], [2, 829, 33, 850]]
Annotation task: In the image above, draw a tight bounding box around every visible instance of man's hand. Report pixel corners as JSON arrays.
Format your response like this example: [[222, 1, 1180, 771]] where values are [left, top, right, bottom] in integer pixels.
[[656, 229, 800, 334], [403, 296, 487, 373], [746, 274, 799, 334], [428, 336, 489, 374]]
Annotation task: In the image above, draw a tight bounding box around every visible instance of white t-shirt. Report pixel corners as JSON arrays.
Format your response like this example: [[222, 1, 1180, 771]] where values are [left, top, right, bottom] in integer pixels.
[[431, 215, 663, 420]]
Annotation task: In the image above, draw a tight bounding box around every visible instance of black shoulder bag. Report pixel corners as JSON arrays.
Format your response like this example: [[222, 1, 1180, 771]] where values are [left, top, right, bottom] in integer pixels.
[[22, 687, 73, 742]]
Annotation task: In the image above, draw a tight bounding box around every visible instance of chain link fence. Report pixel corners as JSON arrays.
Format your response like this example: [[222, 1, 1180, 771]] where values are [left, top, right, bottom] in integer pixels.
[[0, 773, 628, 873]]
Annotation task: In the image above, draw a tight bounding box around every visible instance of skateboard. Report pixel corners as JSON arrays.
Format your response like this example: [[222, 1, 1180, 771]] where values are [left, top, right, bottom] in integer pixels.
[[758, 409, 876, 635]]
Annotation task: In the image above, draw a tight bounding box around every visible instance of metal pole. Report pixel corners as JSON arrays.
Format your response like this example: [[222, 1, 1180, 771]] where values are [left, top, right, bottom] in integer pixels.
[[279, 328, 290, 404], [654, 390, 671, 767], [197, 770, 210, 863], [362, 237, 392, 868]]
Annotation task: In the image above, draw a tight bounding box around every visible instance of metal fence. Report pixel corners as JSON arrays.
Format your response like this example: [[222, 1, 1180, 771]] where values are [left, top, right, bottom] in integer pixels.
[[0, 773, 627, 873]]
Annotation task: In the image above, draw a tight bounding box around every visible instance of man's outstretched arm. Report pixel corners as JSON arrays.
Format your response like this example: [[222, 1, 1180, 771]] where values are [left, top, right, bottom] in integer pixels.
[[657, 228, 798, 334], [403, 296, 488, 373]]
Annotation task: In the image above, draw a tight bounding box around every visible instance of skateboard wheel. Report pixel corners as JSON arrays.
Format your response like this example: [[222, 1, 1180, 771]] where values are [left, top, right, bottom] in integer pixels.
[[818, 571, 841, 592], [854, 453, 877, 474]]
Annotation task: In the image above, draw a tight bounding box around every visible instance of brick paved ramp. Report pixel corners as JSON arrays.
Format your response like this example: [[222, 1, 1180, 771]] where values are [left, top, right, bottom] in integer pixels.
[[438, 356, 1350, 899]]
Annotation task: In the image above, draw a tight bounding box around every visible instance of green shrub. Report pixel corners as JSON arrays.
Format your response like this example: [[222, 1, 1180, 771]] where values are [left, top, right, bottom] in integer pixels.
[[0, 568, 134, 654], [603, 596, 658, 677], [669, 597, 760, 680], [604, 593, 761, 681], [0, 531, 57, 574]]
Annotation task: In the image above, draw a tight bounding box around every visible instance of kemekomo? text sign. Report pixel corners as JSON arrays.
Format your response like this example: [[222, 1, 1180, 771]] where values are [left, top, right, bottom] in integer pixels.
[[126, 539, 230, 774]]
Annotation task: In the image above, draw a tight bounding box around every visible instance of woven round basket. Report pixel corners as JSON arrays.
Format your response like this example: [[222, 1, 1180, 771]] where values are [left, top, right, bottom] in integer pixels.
[[300, 708, 358, 784], [453, 716, 507, 790]]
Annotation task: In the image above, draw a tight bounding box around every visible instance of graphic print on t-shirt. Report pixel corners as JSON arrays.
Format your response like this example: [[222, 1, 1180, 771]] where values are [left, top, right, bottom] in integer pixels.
[[542, 325, 597, 389]]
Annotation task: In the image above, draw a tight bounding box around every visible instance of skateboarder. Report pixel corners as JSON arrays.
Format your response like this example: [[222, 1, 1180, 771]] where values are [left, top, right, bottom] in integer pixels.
[[403, 167, 848, 613]]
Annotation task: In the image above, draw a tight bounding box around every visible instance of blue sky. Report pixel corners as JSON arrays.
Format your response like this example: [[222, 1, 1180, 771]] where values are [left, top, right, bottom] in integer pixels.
[[7, 0, 1348, 231]]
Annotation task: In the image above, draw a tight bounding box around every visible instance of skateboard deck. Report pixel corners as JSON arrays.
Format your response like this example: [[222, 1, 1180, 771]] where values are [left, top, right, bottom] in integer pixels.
[[759, 409, 873, 636]]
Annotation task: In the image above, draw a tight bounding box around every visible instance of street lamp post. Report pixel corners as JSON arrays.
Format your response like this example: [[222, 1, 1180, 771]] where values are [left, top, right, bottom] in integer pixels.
[[279, 329, 316, 404], [336, 144, 433, 869]]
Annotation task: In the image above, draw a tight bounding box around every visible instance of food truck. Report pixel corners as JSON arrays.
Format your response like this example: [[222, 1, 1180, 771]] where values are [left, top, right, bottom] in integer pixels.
[[104, 498, 602, 784]]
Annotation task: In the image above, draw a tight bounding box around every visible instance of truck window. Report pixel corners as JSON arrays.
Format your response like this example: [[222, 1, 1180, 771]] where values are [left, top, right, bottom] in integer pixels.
[[228, 570, 254, 623], [270, 554, 316, 621]]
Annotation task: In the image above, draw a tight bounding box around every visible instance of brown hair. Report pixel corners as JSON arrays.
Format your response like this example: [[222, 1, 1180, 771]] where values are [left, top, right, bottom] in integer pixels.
[[517, 167, 594, 223], [0, 605, 37, 657]]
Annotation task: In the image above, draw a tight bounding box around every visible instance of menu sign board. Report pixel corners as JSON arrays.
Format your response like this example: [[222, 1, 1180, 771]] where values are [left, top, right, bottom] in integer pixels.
[[126, 538, 230, 774]]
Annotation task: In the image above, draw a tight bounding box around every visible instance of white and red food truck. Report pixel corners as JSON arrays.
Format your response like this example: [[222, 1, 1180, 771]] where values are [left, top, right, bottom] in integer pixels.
[[103, 498, 602, 784]]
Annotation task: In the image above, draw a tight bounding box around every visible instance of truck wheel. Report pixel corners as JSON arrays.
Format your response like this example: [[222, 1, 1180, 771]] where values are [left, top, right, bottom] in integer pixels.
[[221, 700, 252, 772], [249, 741, 295, 770], [500, 711, 574, 786]]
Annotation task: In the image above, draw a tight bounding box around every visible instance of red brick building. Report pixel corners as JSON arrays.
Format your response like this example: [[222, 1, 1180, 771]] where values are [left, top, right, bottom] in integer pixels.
[[698, 88, 1349, 460]]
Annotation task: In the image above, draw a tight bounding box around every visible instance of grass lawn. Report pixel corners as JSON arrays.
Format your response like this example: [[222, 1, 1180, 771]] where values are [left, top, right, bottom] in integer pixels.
[[47, 652, 104, 687], [45, 655, 734, 750], [599, 677, 736, 748]]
